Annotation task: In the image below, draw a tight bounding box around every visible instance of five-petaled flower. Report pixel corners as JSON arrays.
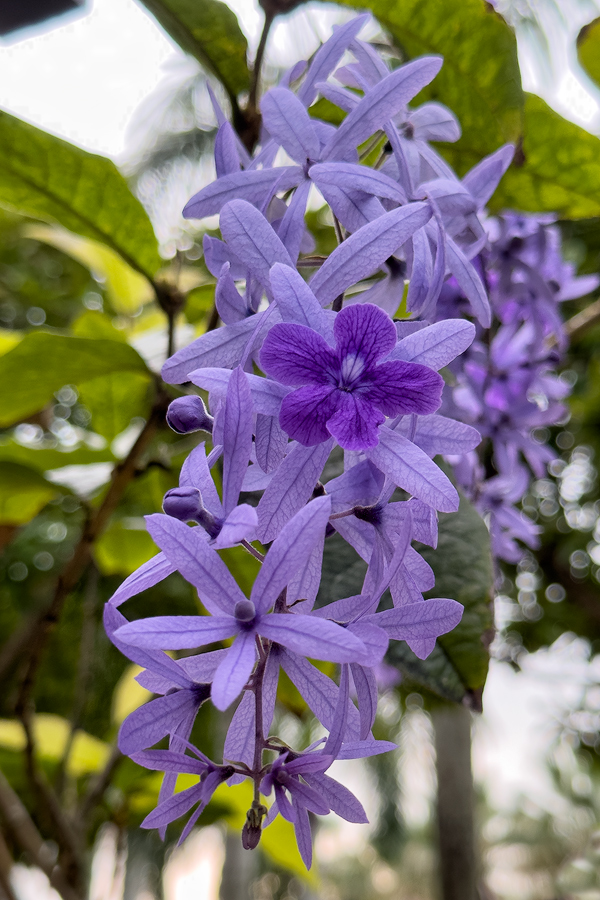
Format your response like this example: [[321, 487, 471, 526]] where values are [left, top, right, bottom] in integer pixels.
[[260, 303, 443, 450]]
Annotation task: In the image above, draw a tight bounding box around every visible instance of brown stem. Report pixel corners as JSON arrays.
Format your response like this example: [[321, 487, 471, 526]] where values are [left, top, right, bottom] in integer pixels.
[[249, 11, 274, 113], [241, 539, 265, 563], [564, 296, 600, 341], [205, 303, 220, 334]]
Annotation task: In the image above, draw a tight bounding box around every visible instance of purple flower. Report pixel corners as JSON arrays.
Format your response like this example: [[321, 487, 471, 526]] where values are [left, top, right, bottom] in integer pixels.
[[260, 303, 443, 450]]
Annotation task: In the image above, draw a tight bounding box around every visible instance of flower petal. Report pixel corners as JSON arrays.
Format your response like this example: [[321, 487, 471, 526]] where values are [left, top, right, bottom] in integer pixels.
[[326, 392, 384, 451], [365, 360, 443, 416], [260, 323, 338, 386], [280, 384, 341, 446], [211, 631, 258, 711], [334, 303, 397, 369]]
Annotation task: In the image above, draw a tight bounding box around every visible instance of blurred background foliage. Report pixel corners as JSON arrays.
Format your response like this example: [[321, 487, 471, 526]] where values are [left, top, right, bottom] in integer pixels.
[[2, 0, 600, 898]]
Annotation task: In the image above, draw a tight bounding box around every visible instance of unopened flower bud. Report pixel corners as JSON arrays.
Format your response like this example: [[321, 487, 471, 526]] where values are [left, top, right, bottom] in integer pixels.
[[241, 801, 267, 850], [166, 396, 213, 434], [163, 487, 203, 523]]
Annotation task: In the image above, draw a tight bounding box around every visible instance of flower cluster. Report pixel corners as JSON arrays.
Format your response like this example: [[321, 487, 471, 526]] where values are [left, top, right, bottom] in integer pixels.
[[440, 213, 598, 563], [105, 16, 524, 866]]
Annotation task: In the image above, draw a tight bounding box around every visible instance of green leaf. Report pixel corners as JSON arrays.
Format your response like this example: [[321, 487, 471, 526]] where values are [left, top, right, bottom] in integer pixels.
[[392, 492, 494, 703], [95, 520, 158, 576], [71, 310, 127, 342], [330, 0, 523, 171], [0, 109, 161, 279], [490, 93, 600, 218], [185, 283, 215, 324], [0, 461, 60, 524], [25, 224, 154, 315], [577, 17, 600, 90], [0, 714, 109, 777], [0, 439, 115, 472], [78, 371, 152, 441], [139, 0, 250, 100], [0, 331, 149, 427]]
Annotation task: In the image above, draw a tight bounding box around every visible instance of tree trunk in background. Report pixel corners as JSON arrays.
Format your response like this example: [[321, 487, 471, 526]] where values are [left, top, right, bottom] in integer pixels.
[[432, 704, 477, 900], [219, 832, 255, 900]]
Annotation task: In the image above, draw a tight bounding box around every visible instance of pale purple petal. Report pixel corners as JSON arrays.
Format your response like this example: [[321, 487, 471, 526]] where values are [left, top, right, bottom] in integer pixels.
[[286, 779, 330, 815], [141, 783, 205, 829], [215, 262, 248, 324], [337, 739, 396, 759], [130, 748, 208, 776], [276, 180, 312, 263], [305, 772, 368, 823], [286, 537, 324, 612], [211, 631, 257, 711], [261, 88, 320, 163], [462, 144, 514, 209], [224, 690, 255, 781], [280, 385, 341, 446], [162, 316, 259, 384], [214, 121, 241, 178], [315, 182, 385, 233], [108, 552, 176, 608], [309, 162, 407, 204], [347, 622, 388, 666], [190, 367, 289, 417], [366, 598, 464, 644], [325, 459, 384, 512], [119, 690, 201, 754], [293, 804, 313, 869], [389, 319, 476, 369], [410, 102, 460, 142], [260, 323, 338, 386], [367, 428, 459, 512], [144, 514, 246, 614], [406, 227, 432, 315], [445, 235, 491, 327], [179, 649, 228, 682], [310, 202, 432, 306], [279, 649, 361, 738], [180, 443, 223, 515], [365, 361, 443, 416], [324, 663, 349, 759], [395, 415, 481, 457], [212, 504, 258, 548], [298, 14, 369, 106], [350, 663, 378, 739], [104, 605, 190, 686]]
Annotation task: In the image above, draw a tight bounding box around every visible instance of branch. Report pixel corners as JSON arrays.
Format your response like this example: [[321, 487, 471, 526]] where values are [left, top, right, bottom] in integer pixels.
[[77, 745, 123, 826], [0, 830, 17, 900], [564, 296, 600, 341], [0, 770, 81, 900]]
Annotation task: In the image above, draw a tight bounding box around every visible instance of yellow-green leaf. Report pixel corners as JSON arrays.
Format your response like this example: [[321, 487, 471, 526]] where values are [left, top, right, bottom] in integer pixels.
[[0, 461, 59, 524], [95, 520, 158, 576], [0, 714, 110, 777], [577, 17, 600, 90], [112, 664, 153, 726]]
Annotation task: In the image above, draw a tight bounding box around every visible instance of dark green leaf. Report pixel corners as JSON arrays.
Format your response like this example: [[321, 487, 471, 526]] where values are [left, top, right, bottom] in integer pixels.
[[0, 439, 115, 471], [0, 332, 150, 427], [329, 0, 523, 172], [139, 0, 250, 100], [0, 462, 60, 524], [577, 17, 600, 90], [490, 94, 600, 218], [0, 110, 161, 279], [78, 371, 152, 441]]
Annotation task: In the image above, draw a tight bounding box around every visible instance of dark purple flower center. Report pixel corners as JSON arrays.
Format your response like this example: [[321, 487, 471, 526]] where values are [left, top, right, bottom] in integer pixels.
[[234, 599, 257, 628]]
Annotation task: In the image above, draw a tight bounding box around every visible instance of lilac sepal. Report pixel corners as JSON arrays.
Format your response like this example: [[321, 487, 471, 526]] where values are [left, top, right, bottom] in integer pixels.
[[347, 622, 388, 665], [180, 442, 222, 515], [298, 14, 369, 107], [315, 81, 359, 112], [211, 632, 257, 711], [215, 263, 248, 324], [222, 368, 253, 515], [224, 691, 254, 782], [310, 203, 432, 306], [145, 514, 246, 614], [259, 613, 371, 665], [286, 538, 324, 612], [183, 167, 303, 219], [276, 180, 312, 264], [367, 428, 459, 512], [261, 88, 320, 163], [251, 496, 331, 614], [189, 368, 289, 417], [462, 144, 514, 209], [131, 748, 209, 775], [212, 504, 258, 549], [270, 263, 332, 340], [255, 414, 288, 474], [115, 615, 238, 649], [178, 649, 228, 682], [363, 598, 464, 658], [311, 594, 370, 622], [104, 606, 190, 688], [445, 236, 491, 327], [304, 772, 368, 824], [162, 315, 260, 384], [389, 319, 476, 369], [203, 235, 246, 280], [394, 414, 481, 457], [323, 664, 349, 759], [119, 688, 207, 755], [256, 440, 333, 543], [214, 120, 241, 178], [279, 649, 360, 739], [316, 181, 386, 233], [350, 663, 378, 739], [325, 459, 384, 513], [336, 739, 396, 759], [323, 56, 443, 160], [309, 162, 407, 204], [220, 200, 293, 289], [108, 552, 176, 608]]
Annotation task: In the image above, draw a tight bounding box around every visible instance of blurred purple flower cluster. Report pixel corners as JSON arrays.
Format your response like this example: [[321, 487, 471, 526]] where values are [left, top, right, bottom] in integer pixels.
[[439, 214, 598, 563], [102, 15, 587, 866]]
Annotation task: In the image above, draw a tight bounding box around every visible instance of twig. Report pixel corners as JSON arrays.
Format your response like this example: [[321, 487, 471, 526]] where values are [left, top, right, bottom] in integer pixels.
[[0, 770, 81, 900], [249, 11, 274, 113], [564, 296, 600, 341], [205, 303, 220, 334], [241, 539, 265, 563]]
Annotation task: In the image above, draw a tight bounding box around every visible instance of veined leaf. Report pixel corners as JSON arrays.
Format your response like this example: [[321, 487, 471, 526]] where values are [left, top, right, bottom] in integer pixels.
[[577, 17, 600, 90], [0, 332, 150, 427], [25, 224, 155, 315], [78, 371, 152, 441], [0, 461, 60, 525], [138, 0, 250, 100], [0, 109, 161, 279], [490, 93, 600, 218]]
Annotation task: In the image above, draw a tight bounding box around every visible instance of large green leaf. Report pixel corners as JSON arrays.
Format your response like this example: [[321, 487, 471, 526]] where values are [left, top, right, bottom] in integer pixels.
[[0, 332, 150, 427], [0, 439, 115, 471], [490, 94, 600, 218], [0, 462, 60, 524], [0, 110, 161, 279], [389, 493, 494, 704], [328, 0, 523, 171], [577, 17, 600, 90], [95, 521, 158, 576], [139, 0, 250, 100], [78, 371, 152, 441]]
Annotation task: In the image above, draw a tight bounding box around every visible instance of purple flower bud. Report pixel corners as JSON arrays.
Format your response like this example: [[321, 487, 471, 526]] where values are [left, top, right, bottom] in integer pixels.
[[241, 801, 267, 850], [163, 487, 203, 522], [166, 396, 214, 434]]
